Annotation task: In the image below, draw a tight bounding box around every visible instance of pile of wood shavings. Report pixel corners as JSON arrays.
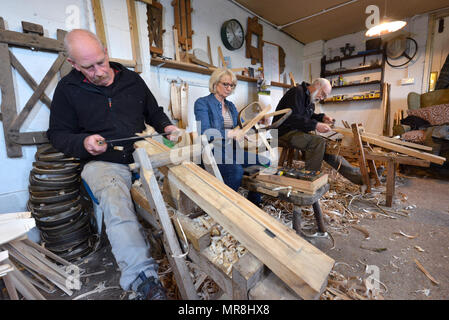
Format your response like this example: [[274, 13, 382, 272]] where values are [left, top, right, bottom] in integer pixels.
[[192, 215, 247, 276], [321, 268, 385, 300]]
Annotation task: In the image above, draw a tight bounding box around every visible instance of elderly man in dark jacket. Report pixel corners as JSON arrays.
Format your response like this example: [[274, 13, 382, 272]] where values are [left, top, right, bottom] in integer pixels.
[[47, 29, 179, 300], [273, 78, 364, 185]]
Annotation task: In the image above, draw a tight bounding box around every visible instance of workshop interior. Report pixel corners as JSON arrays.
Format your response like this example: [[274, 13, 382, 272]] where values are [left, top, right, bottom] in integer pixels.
[[1, 0, 449, 302]]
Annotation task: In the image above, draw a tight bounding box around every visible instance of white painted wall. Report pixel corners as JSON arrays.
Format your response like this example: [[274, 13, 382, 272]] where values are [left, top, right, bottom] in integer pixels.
[[0, 0, 304, 216], [308, 14, 430, 135]]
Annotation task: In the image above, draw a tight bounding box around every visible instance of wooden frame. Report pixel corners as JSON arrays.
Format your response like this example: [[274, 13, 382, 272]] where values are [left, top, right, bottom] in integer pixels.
[[146, 0, 164, 56], [0, 18, 71, 157], [171, 0, 193, 51], [91, 0, 143, 72], [245, 16, 263, 65]]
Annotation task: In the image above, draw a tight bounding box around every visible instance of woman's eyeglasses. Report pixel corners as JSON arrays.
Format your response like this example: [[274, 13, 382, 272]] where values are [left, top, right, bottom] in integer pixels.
[[220, 82, 236, 89]]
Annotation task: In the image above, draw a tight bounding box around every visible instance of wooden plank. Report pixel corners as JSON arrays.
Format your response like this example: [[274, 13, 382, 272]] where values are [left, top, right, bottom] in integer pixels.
[[218, 46, 226, 68], [5, 242, 73, 296], [351, 124, 371, 192], [3, 273, 19, 300], [7, 263, 46, 300], [179, 0, 187, 45], [109, 57, 136, 68], [126, 0, 142, 73], [21, 21, 44, 36], [207, 36, 213, 65], [22, 239, 71, 268], [254, 174, 328, 195], [0, 211, 31, 222], [133, 148, 198, 300], [232, 252, 264, 300], [8, 53, 66, 133], [57, 29, 72, 78], [0, 18, 22, 157], [91, 0, 108, 49], [172, 211, 211, 251], [361, 134, 445, 165], [334, 126, 446, 166], [173, 28, 181, 62], [0, 30, 64, 52], [365, 152, 430, 167]]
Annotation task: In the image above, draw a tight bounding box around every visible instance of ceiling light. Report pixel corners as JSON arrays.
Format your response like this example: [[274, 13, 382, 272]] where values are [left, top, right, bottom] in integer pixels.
[[366, 19, 407, 37]]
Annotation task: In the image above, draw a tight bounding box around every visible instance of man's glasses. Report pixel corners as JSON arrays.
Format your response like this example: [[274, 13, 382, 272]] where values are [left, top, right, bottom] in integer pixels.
[[220, 82, 236, 89]]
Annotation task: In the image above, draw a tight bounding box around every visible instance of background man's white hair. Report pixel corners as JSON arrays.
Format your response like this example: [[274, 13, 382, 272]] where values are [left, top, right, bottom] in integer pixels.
[[312, 78, 331, 89]]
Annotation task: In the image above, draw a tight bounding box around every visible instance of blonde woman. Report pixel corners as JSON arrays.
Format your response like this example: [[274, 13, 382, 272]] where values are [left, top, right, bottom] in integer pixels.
[[194, 68, 266, 205]]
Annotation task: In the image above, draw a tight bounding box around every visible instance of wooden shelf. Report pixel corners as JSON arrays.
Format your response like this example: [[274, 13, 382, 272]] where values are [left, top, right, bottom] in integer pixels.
[[324, 49, 384, 65], [321, 97, 381, 104], [151, 57, 258, 82], [150, 57, 293, 89], [324, 64, 382, 77], [270, 81, 292, 89], [331, 80, 381, 89]]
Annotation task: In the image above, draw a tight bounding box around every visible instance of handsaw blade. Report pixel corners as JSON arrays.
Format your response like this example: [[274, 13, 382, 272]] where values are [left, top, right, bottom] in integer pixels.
[[98, 132, 169, 145]]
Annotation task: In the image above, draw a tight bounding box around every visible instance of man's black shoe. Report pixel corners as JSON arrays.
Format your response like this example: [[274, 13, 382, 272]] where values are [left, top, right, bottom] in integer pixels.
[[134, 271, 167, 300]]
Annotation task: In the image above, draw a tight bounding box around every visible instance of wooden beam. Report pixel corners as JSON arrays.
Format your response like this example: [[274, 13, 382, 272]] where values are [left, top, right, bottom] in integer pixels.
[[56, 29, 72, 78], [91, 0, 108, 49], [232, 252, 264, 300], [109, 57, 136, 68], [0, 29, 64, 52], [218, 46, 226, 68], [207, 36, 213, 65], [351, 123, 372, 192], [386, 160, 396, 207], [0, 18, 22, 157], [126, 0, 142, 73], [334, 127, 446, 165]]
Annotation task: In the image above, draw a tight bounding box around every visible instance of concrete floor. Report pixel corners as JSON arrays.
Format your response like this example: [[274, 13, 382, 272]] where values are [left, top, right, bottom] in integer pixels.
[[34, 166, 449, 300], [312, 167, 449, 300]]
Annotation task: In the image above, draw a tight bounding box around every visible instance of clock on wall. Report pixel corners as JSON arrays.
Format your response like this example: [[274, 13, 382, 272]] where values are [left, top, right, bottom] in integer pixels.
[[220, 19, 244, 51]]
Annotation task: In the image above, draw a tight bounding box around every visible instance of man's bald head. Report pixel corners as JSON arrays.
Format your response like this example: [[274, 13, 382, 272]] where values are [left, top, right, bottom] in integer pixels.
[[64, 29, 105, 60], [64, 29, 114, 87]]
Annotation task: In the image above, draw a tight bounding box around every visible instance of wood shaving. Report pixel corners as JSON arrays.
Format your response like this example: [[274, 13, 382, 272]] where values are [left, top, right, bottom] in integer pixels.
[[414, 259, 440, 285], [395, 230, 418, 239]]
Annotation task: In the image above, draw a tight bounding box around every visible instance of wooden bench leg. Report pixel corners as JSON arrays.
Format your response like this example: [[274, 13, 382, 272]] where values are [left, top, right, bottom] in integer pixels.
[[386, 160, 396, 207], [232, 252, 264, 300]]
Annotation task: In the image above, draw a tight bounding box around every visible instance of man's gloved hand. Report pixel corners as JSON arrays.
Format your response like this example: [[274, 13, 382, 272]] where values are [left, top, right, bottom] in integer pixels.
[[164, 125, 184, 142], [85, 134, 108, 155]]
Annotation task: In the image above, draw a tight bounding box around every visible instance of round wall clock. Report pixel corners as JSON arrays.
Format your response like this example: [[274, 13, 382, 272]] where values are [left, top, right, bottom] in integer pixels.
[[220, 19, 244, 51]]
